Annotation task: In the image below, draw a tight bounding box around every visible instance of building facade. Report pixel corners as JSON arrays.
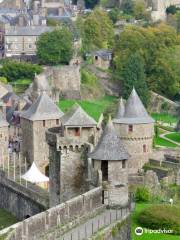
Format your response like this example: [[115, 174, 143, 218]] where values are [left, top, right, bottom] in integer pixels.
[[0, 112, 9, 167]]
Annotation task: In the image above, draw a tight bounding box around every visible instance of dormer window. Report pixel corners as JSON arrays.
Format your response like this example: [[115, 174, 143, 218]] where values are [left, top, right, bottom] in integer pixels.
[[75, 128, 80, 136], [128, 125, 133, 132]]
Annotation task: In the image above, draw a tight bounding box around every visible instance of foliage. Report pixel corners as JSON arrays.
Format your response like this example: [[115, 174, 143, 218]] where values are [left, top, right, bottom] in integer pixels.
[[121, 0, 134, 15], [114, 24, 179, 100], [138, 205, 180, 235], [132, 203, 180, 239], [0, 60, 42, 82], [108, 8, 120, 24], [151, 113, 177, 124], [133, 0, 147, 20], [47, 18, 61, 26], [154, 136, 177, 148], [82, 8, 114, 52], [121, 52, 149, 106], [0, 76, 7, 84], [85, 0, 99, 9], [135, 186, 150, 203], [36, 27, 73, 65], [81, 68, 97, 85], [166, 5, 178, 15]]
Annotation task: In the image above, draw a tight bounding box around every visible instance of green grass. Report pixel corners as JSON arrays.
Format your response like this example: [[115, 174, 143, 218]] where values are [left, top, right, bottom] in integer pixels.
[[11, 78, 32, 94], [59, 95, 117, 121], [151, 113, 177, 124], [0, 209, 17, 231], [165, 132, 180, 143], [132, 203, 180, 240], [154, 136, 177, 148]]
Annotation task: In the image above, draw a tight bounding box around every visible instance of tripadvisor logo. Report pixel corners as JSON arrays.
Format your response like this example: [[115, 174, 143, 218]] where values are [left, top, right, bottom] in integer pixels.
[[135, 227, 143, 236]]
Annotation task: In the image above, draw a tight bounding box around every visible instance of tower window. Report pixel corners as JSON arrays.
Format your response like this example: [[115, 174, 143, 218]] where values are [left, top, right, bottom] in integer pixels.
[[122, 160, 126, 168], [143, 144, 147, 153], [74, 128, 80, 136], [43, 120, 46, 127], [101, 160, 108, 181], [128, 125, 133, 132], [56, 119, 59, 125]]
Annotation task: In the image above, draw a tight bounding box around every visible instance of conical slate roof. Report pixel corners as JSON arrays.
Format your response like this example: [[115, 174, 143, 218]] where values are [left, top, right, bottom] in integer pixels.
[[88, 117, 129, 161], [0, 112, 8, 127], [20, 92, 64, 121], [61, 103, 97, 127], [116, 97, 125, 118], [113, 88, 154, 124]]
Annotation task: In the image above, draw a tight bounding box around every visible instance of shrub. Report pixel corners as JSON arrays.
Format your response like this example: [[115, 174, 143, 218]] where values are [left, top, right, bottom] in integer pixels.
[[138, 205, 180, 235], [81, 68, 97, 86], [135, 186, 150, 202], [0, 60, 42, 82]]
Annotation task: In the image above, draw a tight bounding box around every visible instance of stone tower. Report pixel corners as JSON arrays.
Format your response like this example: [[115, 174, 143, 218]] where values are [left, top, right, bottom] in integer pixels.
[[20, 92, 64, 173], [89, 117, 129, 207], [113, 88, 154, 174], [0, 112, 9, 166]]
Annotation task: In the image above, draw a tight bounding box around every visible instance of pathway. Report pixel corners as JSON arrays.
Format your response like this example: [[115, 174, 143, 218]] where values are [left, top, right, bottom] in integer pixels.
[[60, 208, 130, 240]]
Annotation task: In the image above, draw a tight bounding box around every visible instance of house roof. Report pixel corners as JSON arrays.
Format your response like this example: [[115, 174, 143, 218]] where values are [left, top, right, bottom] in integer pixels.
[[113, 88, 154, 124], [93, 49, 112, 60], [20, 92, 64, 121], [61, 103, 97, 127], [0, 82, 12, 99], [5, 26, 53, 36], [88, 117, 129, 161], [0, 112, 8, 127]]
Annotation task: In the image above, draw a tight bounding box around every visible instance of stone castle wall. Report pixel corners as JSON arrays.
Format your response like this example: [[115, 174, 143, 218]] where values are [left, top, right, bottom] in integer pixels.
[[51, 65, 81, 99], [114, 123, 154, 173], [0, 170, 48, 220], [0, 126, 9, 164], [5, 187, 102, 240]]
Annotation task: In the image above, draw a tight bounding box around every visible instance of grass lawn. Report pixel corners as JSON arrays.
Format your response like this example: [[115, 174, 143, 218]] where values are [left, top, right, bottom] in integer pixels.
[[151, 113, 177, 124], [11, 78, 32, 94], [154, 136, 177, 148], [165, 132, 180, 143], [132, 203, 179, 240], [59, 95, 117, 121], [0, 209, 17, 231]]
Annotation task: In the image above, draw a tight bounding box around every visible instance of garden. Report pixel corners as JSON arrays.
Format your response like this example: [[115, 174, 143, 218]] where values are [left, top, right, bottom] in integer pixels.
[[132, 185, 180, 240]]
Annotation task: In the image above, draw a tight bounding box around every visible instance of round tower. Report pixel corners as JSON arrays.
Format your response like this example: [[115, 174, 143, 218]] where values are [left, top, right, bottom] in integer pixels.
[[113, 88, 155, 174], [89, 117, 130, 207]]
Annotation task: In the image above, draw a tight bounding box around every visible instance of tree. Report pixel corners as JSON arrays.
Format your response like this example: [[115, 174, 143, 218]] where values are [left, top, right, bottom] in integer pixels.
[[84, 0, 99, 9], [36, 27, 73, 65], [121, 0, 134, 14], [0, 60, 42, 81], [0, 77, 7, 84], [176, 11, 180, 33], [108, 8, 119, 24], [121, 53, 149, 106], [133, 0, 146, 20], [82, 8, 114, 52], [166, 5, 177, 15]]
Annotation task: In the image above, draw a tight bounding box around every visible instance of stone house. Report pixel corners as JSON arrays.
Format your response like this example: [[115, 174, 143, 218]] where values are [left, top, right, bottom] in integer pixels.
[[113, 88, 155, 174], [4, 25, 53, 58], [20, 92, 64, 173], [0, 111, 9, 166], [92, 49, 112, 69], [88, 117, 129, 207]]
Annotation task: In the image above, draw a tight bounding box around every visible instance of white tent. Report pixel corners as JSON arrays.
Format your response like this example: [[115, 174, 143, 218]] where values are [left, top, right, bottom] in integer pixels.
[[22, 162, 49, 183]]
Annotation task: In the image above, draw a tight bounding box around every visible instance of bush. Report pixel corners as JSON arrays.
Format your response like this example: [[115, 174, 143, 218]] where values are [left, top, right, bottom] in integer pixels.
[[135, 186, 150, 202], [138, 205, 180, 235], [0, 60, 42, 82], [81, 68, 97, 86]]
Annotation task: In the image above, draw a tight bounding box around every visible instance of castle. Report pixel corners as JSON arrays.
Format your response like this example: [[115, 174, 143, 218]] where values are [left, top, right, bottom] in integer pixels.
[[18, 88, 154, 207]]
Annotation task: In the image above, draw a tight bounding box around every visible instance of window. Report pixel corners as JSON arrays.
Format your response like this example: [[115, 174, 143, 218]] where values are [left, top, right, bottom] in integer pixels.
[[101, 161, 108, 181], [128, 125, 133, 132], [122, 160, 126, 168], [43, 120, 46, 127], [74, 128, 80, 136], [95, 55, 98, 60], [56, 119, 59, 125], [143, 144, 147, 153], [29, 44, 32, 49]]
